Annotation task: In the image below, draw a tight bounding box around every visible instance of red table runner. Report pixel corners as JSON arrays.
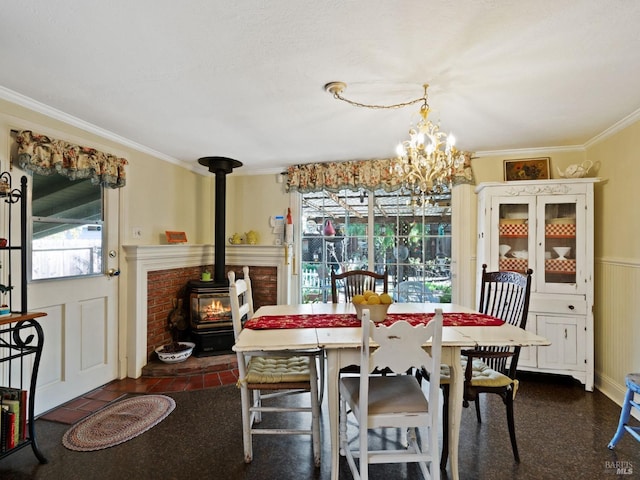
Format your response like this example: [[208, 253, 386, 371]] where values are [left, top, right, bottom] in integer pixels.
[[244, 312, 504, 330]]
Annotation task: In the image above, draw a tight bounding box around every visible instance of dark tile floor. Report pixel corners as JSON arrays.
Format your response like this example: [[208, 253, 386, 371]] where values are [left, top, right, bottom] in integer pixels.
[[39, 353, 240, 425], [2, 366, 640, 480]]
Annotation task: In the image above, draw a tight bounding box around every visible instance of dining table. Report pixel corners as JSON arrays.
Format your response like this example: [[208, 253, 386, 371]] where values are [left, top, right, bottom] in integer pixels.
[[232, 302, 551, 480]]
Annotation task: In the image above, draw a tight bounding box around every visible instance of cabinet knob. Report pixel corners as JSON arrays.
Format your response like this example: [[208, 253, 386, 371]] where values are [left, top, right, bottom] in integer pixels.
[[568, 305, 575, 310]]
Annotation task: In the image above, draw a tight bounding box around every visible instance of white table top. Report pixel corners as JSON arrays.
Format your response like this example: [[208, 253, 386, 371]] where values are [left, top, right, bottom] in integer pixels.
[[233, 303, 551, 352], [233, 327, 320, 352]]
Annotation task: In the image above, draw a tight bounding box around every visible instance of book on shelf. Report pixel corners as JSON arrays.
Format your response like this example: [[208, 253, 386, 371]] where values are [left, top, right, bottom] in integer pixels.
[[0, 387, 27, 443], [20, 389, 27, 441], [0, 406, 8, 452], [2, 408, 16, 450], [2, 399, 20, 447]]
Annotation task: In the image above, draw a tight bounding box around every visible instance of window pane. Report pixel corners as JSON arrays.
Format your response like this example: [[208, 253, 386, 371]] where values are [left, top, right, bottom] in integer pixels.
[[32, 175, 102, 220], [32, 223, 103, 279], [372, 189, 452, 303], [31, 175, 104, 280]]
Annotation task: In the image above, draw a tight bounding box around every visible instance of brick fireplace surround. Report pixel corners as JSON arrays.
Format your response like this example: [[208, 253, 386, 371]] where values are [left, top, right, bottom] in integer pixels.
[[123, 244, 292, 378], [147, 264, 277, 359]]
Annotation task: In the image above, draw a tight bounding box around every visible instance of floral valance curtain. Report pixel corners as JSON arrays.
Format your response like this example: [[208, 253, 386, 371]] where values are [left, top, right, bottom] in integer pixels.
[[15, 130, 128, 188], [286, 155, 475, 194]]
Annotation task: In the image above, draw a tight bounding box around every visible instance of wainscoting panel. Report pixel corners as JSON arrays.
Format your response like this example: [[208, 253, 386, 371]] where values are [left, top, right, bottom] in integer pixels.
[[594, 258, 640, 408]]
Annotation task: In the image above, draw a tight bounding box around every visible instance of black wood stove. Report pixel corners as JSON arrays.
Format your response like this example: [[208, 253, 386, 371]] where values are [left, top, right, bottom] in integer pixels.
[[188, 280, 234, 356], [189, 156, 242, 356]]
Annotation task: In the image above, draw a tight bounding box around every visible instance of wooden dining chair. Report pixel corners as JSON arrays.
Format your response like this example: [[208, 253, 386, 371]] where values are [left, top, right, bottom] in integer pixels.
[[330, 268, 388, 303], [438, 264, 533, 469], [330, 268, 389, 378], [339, 308, 443, 480], [229, 266, 321, 466]]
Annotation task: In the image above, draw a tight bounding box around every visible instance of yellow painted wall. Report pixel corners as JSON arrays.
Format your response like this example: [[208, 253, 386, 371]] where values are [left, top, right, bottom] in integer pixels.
[[121, 157, 212, 244], [587, 121, 640, 259], [226, 173, 289, 246], [0, 98, 211, 245]]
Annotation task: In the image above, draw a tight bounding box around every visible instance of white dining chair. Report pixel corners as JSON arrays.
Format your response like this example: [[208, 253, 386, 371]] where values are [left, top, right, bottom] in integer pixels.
[[229, 266, 321, 466], [339, 308, 443, 480]]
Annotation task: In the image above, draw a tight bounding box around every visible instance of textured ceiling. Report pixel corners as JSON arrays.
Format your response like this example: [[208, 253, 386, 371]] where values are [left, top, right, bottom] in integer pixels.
[[1, 1, 639, 175]]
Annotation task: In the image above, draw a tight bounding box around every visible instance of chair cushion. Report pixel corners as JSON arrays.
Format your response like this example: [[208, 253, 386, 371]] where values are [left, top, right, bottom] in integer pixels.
[[440, 358, 518, 392], [439, 357, 469, 383], [341, 375, 429, 415], [243, 355, 311, 384]]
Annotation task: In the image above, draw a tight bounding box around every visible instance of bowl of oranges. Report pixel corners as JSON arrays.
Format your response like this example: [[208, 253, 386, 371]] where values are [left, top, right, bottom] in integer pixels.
[[352, 290, 393, 323]]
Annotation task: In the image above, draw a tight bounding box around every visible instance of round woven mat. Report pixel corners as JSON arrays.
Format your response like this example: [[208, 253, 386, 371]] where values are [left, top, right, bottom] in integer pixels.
[[62, 394, 176, 451]]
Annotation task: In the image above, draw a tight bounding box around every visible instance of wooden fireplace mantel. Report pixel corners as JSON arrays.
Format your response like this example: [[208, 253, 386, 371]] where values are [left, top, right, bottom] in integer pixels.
[[122, 244, 292, 378]]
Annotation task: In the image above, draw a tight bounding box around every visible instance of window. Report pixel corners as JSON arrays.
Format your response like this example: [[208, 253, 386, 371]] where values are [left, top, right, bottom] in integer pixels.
[[31, 174, 104, 280], [300, 187, 451, 303]]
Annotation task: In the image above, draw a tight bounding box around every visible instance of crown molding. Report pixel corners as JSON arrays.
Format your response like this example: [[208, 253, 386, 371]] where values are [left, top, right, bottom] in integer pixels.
[[473, 144, 585, 158], [584, 107, 640, 148], [0, 85, 202, 171]]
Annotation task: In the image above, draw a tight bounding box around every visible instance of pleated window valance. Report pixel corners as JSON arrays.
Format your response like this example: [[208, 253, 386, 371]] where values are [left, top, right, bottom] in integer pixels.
[[15, 130, 128, 188], [285, 155, 475, 194]]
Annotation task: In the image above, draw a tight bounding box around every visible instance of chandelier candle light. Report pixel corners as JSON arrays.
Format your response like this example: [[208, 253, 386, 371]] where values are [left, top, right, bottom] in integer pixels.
[[394, 84, 466, 195], [325, 82, 468, 196]]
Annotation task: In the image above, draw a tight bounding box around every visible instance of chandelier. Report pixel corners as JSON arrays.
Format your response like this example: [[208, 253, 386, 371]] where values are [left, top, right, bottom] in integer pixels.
[[325, 82, 468, 197]]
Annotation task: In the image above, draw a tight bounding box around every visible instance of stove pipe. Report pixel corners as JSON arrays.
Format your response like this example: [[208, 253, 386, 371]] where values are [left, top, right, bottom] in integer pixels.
[[198, 156, 243, 285]]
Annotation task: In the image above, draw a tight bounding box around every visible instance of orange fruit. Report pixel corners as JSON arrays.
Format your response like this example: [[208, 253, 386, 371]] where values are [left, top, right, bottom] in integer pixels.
[[379, 293, 393, 304], [352, 294, 365, 304], [366, 294, 381, 305]]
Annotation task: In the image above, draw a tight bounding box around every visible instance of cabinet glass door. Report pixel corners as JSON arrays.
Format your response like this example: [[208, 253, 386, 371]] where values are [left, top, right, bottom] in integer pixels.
[[537, 195, 584, 293], [491, 197, 535, 273]]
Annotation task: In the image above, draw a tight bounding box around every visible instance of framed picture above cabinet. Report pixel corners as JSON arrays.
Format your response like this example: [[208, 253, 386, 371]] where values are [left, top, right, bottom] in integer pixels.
[[503, 157, 550, 181]]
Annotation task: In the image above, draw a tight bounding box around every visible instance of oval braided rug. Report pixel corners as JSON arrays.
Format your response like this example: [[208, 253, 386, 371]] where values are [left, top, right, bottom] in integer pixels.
[[62, 395, 176, 451]]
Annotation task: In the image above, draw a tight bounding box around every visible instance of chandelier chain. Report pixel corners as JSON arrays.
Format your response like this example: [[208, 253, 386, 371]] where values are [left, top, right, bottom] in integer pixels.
[[330, 91, 426, 110], [325, 82, 430, 110]]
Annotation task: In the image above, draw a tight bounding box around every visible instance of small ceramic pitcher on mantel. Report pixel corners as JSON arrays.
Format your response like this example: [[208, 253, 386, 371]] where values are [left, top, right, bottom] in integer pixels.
[[245, 230, 258, 245]]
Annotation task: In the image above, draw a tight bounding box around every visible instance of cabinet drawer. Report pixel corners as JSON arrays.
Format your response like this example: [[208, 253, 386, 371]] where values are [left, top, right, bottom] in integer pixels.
[[529, 295, 587, 315]]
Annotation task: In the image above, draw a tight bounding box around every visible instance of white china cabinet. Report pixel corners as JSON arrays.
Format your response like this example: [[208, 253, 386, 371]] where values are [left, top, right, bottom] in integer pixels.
[[476, 178, 598, 391]]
